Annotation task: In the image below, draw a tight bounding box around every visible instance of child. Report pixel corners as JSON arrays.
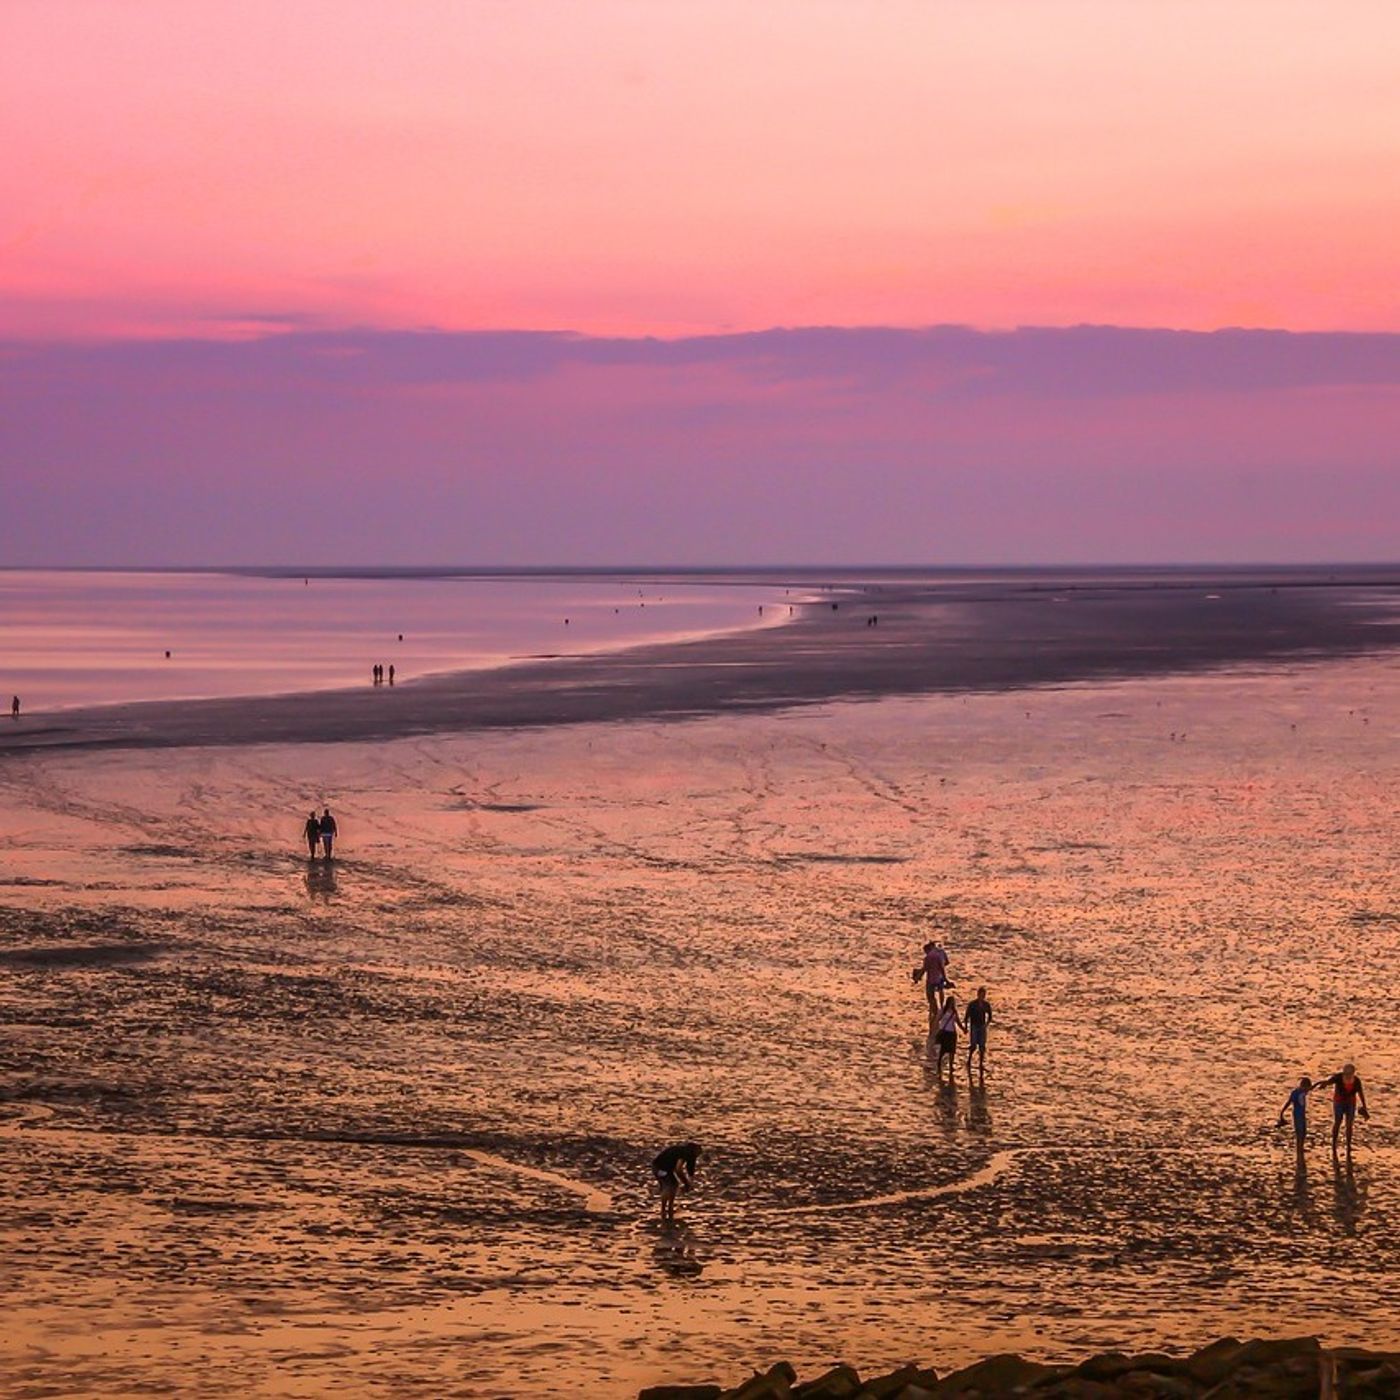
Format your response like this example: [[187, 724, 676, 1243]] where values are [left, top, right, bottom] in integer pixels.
[[1277, 1075, 1314, 1155], [652, 1142, 701, 1223]]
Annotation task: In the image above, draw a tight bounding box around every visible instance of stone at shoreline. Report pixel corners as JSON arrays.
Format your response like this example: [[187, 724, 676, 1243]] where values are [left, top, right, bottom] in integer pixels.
[[644, 1336, 1400, 1399]]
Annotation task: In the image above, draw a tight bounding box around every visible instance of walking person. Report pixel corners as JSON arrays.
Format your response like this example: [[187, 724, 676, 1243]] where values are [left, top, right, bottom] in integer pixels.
[[319, 807, 338, 859], [303, 811, 321, 859], [935, 994, 964, 1079], [912, 940, 951, 1028], [388, 664, 395, 686], [965, 986, 993, 1075], [652, 1142, 701, 1223], [10, 695, 18, 719], [1318, 1063, 1369, 1158], [1278, 1075, 1315, 1159]]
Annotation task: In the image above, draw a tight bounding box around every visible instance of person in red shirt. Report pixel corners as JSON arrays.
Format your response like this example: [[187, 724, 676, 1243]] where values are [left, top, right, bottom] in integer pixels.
[[1317, 1063, 1370, 1158]]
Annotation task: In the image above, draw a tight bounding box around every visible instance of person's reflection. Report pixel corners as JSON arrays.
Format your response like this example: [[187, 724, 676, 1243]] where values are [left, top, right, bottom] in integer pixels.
[[1291, 1154, 1313, 1226], [305, 857, 338, 902], [653, 1222, 704, 1277], [1332, 1155, 1365, 1237], [967, 1077, 992, 1135], [936, 1075, 959, 1132]]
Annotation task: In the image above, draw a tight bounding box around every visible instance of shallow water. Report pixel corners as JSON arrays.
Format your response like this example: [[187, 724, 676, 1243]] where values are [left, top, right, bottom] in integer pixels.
[[0, 654, 1396, 1395], [0, 570, 790, 710]]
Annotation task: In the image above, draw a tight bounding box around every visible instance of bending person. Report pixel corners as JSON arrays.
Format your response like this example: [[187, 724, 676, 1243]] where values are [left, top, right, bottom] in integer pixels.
[[651, 1142, 701, 1223]]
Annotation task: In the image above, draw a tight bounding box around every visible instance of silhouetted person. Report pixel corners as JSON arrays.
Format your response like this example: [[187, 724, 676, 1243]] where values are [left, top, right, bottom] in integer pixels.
[[10, 696, 18, 720], [303, 811, 321, 859], [388, 664, 395, 685], [652, 1142, 701, 1223], [965, 986, 993, 1074], [1319, 1063, 1369, 1158], [319, 808, 338, 858]]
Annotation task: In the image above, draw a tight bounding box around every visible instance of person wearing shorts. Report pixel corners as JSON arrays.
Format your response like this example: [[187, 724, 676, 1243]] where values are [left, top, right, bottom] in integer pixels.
[[965, 987, 993, 1074], [1277, 1075, 1314, 1158], [319, 807, 337, 859], [1318, 1064, 1369, 1158], [651, 1142, 701, 1222], [935, 995, 963, 1079], [913, 941, 951, 1027]]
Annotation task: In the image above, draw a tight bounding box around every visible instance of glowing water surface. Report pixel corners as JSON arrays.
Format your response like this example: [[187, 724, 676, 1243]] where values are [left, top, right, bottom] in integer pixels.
[[0, 569, 791, 710]]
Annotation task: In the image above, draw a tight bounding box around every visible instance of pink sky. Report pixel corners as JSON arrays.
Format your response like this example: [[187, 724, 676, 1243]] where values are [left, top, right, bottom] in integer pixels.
[[3, 4, 1396, 564], [3, 0, 1398, 339]]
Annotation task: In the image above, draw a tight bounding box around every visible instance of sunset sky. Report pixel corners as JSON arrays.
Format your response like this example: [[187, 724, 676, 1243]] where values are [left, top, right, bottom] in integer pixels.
[[3, 1, 1397, 563]]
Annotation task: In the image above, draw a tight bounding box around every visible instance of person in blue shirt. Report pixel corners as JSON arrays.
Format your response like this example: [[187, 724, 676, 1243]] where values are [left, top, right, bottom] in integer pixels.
[[1278, 1075, 1315, 1157]]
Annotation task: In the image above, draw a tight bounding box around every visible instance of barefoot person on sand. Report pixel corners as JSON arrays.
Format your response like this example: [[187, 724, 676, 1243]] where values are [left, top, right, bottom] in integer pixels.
[[935, 994, 964, 1079], [652, 1142, 701, 1223], [965, 986, 993, 1075], [303, 811, 321, 859], [1318, 1064, 1369, 1158], [912, 940, 951, 1027], [319, 807, 338, 859], [1278, 1075, 1315, 1157]]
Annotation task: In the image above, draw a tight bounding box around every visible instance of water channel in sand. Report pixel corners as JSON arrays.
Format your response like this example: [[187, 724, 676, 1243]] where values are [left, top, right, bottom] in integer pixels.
[[0, 651, 1396, 1395]]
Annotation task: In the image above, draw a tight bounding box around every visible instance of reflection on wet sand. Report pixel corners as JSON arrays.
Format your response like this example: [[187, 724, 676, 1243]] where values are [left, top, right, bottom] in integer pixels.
[[0, 653, 1397, 1393], [304, 858, 339, 901], [1332, 1157, 1366, 1238]]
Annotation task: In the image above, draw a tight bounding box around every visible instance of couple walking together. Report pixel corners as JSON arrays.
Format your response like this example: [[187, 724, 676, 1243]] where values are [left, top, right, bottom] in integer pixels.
[[914, 940, 991, 1078], [303, 808, 338, 859]]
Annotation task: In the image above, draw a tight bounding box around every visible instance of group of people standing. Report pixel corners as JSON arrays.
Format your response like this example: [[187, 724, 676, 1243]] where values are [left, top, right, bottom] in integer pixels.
[[913, 940, 992, 1079], [371, 664, 395, 686], [303, 807, 338, 859]]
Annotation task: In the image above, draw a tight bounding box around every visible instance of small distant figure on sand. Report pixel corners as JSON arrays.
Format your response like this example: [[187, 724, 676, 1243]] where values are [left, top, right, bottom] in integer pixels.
[[965, 986, 993, 1074], [912, 940, 951, 1026], [372, 664, 381, 685], [934, 994, 964, 1078], [1319, 1063, 1369, 1157], [1278, 1075, 1314, 1157], [652, 1142, 701, 1223], [10, 695, 18, 720], [388, 664, 395, 686], [319, 807, 338, 859], [303, 810, 321, 859]]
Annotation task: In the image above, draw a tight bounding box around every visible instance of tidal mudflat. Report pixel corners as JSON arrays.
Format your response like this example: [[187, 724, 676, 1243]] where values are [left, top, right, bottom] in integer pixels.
[[1, 644, 1397, 1396]]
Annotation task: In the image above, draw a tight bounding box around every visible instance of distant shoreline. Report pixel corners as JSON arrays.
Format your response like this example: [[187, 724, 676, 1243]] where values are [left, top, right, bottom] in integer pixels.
[[3, 567, 1398, 757]]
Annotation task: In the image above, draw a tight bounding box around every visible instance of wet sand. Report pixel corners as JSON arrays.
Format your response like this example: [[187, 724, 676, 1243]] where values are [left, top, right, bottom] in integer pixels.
[[3, 566, 1398, 754], [1, 644, 1397, 1395]]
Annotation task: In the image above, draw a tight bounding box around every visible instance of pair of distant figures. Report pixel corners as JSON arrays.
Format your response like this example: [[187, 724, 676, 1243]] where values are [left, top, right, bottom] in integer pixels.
[[304, 808, 338, 859]]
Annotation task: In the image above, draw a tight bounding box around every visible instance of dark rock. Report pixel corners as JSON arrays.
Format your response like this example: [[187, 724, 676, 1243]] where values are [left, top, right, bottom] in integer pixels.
[[723, 1362, 799, 1400], [1111, 1371, 1198, 1398], [639, 1388, 722, 1400], [793, 1364, 862, 1399], [1183, 1339, 1245, 1386], [1073, 1352, 1137, 1382], [862, 1363, 925, 1397], [931, 1352, 1064, 1395]]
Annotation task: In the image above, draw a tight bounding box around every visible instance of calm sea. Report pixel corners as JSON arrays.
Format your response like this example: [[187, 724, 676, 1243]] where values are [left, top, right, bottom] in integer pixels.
[[0, 569, 791, 710]]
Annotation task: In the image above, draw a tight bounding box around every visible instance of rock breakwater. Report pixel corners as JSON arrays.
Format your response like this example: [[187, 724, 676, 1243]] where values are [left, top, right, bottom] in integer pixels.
[[639, 1336, 1400, 1398]]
